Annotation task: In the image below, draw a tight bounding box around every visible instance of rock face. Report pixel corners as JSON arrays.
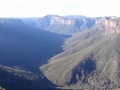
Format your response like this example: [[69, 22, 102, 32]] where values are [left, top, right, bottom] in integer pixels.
[[23, 15, 96, 34], [22, 16, 120, 35], [49, 16, 74, 25], [94, 17, 120, 35], [23, 16, 120, 35]]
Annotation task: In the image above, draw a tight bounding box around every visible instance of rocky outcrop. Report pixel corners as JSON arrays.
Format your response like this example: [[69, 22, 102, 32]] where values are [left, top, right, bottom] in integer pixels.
[[94, 17, 120, 35], [50, 18, 75, 25]]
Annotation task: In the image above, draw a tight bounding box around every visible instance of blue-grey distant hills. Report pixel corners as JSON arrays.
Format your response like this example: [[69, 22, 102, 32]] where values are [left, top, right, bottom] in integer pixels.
[[22, 15, 96, 34]]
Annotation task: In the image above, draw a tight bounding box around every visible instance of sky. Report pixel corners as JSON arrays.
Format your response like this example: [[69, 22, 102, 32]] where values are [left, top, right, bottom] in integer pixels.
[[0, 0, 120, 17]]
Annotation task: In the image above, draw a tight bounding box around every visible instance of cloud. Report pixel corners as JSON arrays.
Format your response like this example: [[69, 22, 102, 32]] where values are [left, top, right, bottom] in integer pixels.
[[0, 0, 120, 17]]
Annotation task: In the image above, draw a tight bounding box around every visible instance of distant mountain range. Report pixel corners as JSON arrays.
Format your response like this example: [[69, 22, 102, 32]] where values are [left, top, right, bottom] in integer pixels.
[[0, 15, 120, 90], [22, 15, 96, 34]]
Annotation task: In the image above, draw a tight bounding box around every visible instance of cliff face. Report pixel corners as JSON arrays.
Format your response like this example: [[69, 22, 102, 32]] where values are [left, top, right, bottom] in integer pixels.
[[49, 16, 91, 26], [50, 17, 75, 25], [22, 16, 120, 35], [23, 15, 96, 34], [94, 17, 120, 35]]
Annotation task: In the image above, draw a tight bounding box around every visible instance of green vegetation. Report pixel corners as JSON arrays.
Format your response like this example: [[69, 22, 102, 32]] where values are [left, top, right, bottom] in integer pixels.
[[40, 18, 120, 89], [0, 18, 70, 73], [0, 65, 55, 90], [1, 17, 120, 90]]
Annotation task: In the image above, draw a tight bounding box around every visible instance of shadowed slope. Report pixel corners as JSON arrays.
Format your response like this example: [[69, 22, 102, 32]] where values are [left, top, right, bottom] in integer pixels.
[[0, 65, 56, 90], [0, 18, 70, 73]]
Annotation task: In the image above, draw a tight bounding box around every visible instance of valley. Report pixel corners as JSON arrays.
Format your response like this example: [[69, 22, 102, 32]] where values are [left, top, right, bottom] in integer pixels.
[[0, 15, 120, 90]]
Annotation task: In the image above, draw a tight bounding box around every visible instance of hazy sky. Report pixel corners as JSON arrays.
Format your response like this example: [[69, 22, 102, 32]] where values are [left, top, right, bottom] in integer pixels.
[[0, 0, 120, 17]]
